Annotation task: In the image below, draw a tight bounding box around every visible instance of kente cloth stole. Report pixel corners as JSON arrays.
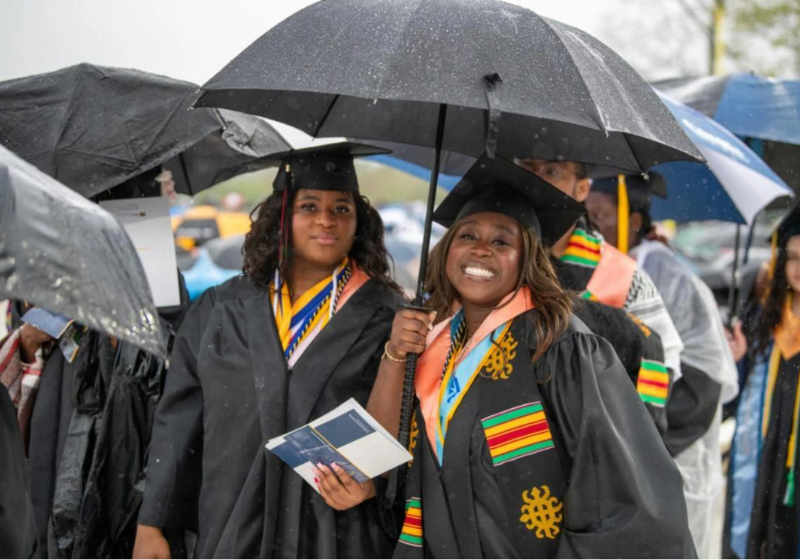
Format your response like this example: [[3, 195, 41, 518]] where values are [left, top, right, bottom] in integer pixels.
[[559, 228, 636, 308], [435, 310, 511, 462], [416, 287, 536, 464], [270, 258, 352, 365], [636, 359, 670, 407], [560, 228, 601, 269], [399, 315, 569, 558]]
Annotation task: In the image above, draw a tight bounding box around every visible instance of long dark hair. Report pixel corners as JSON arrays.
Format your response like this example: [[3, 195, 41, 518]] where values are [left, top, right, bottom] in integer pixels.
[[754, 242, 792, 355], [242, 190, 401, 293], [424, 219, 573, 362]]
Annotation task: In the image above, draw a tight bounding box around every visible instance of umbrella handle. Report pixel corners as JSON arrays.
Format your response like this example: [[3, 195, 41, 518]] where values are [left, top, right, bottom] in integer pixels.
[[396, 302, 430, 449], [397, 351, 418, 450]]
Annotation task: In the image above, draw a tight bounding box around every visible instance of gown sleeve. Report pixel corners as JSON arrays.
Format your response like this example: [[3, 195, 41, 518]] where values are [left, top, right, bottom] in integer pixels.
[[574, 301, 670, 437], [535, 327, 696, 559], [137, 289, 216, 531]]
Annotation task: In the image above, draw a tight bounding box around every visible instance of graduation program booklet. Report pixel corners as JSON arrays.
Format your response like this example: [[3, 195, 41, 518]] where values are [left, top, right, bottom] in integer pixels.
[[266, 398, 412, 492], [21, 308, 73, 339]]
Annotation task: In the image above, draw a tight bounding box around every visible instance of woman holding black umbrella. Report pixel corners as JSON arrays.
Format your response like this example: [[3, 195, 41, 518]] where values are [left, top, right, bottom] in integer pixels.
[[368, 154, 695, 558], [134, 143, 405, 559]]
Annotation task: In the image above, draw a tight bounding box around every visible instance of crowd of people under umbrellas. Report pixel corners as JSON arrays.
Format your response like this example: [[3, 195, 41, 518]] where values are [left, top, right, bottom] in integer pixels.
[[1, 0, 799, 559]]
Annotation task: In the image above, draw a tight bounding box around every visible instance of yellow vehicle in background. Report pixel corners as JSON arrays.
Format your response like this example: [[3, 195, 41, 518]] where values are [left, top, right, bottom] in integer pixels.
[[172, 205, 251, 251]]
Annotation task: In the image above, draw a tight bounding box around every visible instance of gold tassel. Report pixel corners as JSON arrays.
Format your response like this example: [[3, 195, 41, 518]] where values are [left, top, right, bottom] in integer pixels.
[[617, 175, 629, 254]]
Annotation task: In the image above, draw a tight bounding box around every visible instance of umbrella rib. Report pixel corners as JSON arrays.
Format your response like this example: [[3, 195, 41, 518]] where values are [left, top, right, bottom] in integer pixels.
[[622, 132, 646, 174], [52, 65, 88, 180], [537, 18, 607, 134], [313, 94, 340, 137]]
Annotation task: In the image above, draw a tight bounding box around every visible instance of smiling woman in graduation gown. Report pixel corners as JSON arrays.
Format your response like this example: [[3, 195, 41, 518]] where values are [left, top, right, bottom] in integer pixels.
[[370, 154, 694, 559], [135, 143, 404, 558]]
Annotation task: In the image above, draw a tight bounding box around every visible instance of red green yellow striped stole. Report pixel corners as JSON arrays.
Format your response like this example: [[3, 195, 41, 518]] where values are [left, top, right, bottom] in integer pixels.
[[560, 228, 601, 269], [481, 402, 554, 466], [636, 360, 669, 407], [399, 497, 423, 547]]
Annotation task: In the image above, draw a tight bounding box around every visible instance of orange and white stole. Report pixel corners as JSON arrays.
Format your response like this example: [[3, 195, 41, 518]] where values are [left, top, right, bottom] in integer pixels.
[[415, 287, 535, 464]]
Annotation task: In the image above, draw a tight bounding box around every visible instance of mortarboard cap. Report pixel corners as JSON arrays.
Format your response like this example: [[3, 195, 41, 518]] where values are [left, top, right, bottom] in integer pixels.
[[771, 201, 800, 245], [247, 142, 391, 193], [432, 153, 585, 245], [590, 172, 667, 215]]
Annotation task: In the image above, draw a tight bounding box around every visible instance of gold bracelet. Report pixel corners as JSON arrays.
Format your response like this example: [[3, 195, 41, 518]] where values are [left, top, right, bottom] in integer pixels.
[[382, 341, 406, 363]]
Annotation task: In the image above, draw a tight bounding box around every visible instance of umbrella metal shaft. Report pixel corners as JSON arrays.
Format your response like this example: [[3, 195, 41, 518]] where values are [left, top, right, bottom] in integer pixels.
[[727, 224, 741, 326], [399, 104, 448, 451]]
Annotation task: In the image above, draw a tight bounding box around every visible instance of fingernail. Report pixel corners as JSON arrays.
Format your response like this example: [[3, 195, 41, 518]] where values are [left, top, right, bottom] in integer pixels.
[[317, 462, 326, 470], [314, 477, 319, 483]]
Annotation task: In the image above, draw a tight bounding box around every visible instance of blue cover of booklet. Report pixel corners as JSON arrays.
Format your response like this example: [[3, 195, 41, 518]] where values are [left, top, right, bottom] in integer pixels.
[[21, 308, 73, 339], [269, 410, 376, 483], [266, 399, 411, 491]]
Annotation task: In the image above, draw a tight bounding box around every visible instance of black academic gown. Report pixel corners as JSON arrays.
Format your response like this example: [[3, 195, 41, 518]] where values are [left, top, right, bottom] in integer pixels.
[[573, 299, 669, 436], [23, 270, 189, 557], [746, 352, 800, 558], [0, 385, 38, 559], [395, 313, 694, 559], [138, 275, 403, 558]]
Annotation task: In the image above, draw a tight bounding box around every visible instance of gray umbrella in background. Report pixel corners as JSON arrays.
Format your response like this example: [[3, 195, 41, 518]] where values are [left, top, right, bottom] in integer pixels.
[[163, 108, 291, 195], [0, 145, 165, 358], [0, 64, 290, 198]]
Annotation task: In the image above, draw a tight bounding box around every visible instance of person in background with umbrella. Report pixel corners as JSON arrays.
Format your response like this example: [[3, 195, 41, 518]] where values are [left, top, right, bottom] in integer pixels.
[[727, 203, 800, 559], [515, 159, 684, 430], [585, 175, 738, 559], [368, 154, 694, 558], [134, 143, 404, 559], [0, 164, 194, 558]]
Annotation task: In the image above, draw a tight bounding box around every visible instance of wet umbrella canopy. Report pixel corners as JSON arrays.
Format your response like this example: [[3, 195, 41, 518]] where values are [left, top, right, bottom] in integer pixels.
[[654, 73, 800, 146], [0, 145, 165, 357], [0, 64, 290, 198], [196, 0, 702, 171]]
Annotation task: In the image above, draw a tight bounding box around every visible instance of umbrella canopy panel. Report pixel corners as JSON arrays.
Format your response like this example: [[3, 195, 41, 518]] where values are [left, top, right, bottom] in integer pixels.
[[0, 145, 165, 357], [649, 92, 793, 225], [0, 64, 290, 198], [163, 109, 291, 195], [654, 73, 800, 146], [196, 0, 702, 172]]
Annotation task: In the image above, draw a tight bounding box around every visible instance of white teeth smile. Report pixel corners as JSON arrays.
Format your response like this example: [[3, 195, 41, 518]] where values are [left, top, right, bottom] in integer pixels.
[[464, 266, 495, 279]]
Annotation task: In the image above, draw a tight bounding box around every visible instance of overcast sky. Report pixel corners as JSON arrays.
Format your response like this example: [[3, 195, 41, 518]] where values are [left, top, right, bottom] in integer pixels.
[[2, 0, 712, 144], [1, 0, 711, 83]]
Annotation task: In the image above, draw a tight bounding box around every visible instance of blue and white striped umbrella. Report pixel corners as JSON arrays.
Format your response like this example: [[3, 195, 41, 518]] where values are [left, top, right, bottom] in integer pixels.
[[649, 92, 792, 225]]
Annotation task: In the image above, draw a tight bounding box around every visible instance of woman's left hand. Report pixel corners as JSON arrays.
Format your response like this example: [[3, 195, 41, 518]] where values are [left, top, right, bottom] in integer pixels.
[[313, 463, 376, 510]]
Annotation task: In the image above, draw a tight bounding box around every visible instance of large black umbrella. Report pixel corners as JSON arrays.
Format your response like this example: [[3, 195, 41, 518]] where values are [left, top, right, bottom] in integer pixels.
[[0, 144, 165, 358], [195, 0, 703, 450], [0, 63, 290, 198]]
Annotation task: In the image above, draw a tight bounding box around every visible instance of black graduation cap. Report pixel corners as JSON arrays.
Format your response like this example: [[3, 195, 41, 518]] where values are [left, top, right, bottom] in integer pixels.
[[771, 201, 800, 245], [432, 153, 585, 245], [253, 141, 392, 193], [260, 142, 390, 270], [590, 172, 668, 215]]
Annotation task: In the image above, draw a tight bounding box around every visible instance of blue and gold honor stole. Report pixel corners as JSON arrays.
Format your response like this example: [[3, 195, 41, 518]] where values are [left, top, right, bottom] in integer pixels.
[[270, 258, 352, 365], [434, 312, 514, 464]]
